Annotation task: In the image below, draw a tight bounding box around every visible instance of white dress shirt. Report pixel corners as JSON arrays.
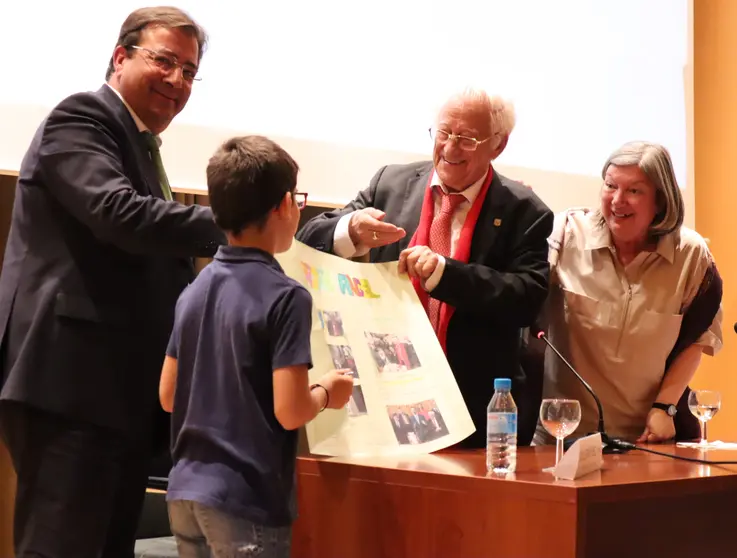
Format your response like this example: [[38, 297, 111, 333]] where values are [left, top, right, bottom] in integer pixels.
[[104, 83, 162, 147]]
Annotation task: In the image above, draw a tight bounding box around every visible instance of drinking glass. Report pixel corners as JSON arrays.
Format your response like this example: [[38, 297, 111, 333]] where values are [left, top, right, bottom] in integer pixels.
[[540, 399, 582, 469], [688, 390, 721, 446]]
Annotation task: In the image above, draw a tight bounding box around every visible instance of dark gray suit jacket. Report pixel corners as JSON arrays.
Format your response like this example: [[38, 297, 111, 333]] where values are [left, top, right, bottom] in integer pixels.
[[0, 85, 224, 437], [297, 161, 553, 447]]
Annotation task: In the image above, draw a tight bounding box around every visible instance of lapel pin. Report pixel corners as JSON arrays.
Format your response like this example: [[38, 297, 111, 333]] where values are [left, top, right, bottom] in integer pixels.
[[493, 218, 502, 227]]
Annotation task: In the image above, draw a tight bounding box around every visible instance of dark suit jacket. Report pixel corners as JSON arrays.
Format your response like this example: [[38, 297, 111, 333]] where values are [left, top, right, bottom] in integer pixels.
[[296, 161, 553, 447], [0, 85, 224, 438]]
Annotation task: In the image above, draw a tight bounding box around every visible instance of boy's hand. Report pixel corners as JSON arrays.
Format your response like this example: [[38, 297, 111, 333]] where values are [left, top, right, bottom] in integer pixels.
[[319, 369, 354, 409]]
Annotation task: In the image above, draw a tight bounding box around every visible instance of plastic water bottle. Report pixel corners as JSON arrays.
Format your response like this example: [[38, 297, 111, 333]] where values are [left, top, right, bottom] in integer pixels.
[[486, 378, 517, 475]]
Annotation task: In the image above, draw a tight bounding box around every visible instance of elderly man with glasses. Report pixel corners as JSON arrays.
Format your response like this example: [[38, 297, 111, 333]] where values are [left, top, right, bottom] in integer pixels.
[[0, 6, 224, 558], [297, 88, 553, 449]]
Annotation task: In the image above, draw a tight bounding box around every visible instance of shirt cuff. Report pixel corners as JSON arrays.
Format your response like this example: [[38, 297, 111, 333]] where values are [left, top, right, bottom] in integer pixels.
[[424, 255, 446, 292], [695, 329, 722, 357], [333, 212, 370, 258]]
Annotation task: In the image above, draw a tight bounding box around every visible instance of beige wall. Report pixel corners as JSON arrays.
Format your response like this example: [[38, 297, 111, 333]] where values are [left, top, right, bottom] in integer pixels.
[[692, 0, 737, 440], [0, 103, 660, 225]]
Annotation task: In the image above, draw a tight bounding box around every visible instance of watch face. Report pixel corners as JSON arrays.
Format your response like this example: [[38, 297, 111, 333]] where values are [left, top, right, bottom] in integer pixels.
[[655, 403, 677, 416]]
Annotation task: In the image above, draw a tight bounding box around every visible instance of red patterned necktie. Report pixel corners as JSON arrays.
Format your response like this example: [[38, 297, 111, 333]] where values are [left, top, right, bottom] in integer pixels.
[[427, 188, 465, 331]]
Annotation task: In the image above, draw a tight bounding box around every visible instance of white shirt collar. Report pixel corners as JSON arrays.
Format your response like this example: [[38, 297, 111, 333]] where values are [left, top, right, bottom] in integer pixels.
[[430, 165, 490, 204], [105, 83, 162, 146]]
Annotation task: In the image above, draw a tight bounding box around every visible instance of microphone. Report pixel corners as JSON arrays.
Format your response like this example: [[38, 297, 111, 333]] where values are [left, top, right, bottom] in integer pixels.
[[532, 326, 632, 454]]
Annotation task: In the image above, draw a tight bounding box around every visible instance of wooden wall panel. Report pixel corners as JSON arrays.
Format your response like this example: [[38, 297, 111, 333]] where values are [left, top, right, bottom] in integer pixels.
[[0, 172, 16, 558]]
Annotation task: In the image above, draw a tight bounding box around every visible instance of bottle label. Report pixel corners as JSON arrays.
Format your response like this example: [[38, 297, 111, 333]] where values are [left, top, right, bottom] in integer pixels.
[[487, 412, 517, 436]]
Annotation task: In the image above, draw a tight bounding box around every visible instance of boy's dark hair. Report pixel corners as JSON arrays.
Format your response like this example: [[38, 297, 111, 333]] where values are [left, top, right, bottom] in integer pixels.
[[207, 136, 300, 234]]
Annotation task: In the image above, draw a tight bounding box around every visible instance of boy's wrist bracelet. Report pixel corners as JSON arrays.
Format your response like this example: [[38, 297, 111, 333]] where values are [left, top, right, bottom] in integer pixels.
[[310, 383, 329, 411]]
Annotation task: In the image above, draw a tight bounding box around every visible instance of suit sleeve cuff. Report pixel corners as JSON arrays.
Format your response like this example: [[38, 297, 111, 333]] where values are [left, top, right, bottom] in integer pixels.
[[333, 212, 370, 258], [424, 255, 446, 292]]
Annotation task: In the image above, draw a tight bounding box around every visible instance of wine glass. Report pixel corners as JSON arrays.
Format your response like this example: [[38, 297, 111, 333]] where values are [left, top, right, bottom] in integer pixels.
[[540, 399, 582, 470], [688, 390, 721, 446]]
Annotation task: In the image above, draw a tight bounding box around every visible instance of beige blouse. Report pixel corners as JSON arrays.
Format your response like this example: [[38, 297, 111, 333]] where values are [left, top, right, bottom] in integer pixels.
[[537, 210, 723, 442]]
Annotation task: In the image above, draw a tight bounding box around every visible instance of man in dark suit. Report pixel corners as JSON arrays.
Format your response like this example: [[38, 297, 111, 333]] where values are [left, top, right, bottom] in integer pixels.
[[0, 7, 224, 558], [297, 89, 553, 448]]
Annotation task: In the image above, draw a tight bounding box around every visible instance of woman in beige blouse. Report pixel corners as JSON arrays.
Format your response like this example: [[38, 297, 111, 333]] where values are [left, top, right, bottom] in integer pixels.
[[536, 141, 723, 444]]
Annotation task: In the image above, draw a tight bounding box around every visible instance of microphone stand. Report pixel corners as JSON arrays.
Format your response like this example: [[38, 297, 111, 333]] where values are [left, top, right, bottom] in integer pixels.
[[535, 331, 631, 455]]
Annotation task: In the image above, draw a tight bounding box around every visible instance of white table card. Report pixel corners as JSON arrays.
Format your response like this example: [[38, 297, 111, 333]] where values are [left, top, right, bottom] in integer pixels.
[[554, 433, 603, 480]]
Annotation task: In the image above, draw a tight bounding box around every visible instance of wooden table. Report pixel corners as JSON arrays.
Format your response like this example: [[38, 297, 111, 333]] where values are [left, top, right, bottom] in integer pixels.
[[293, 445, 737, 558], [0, 440, 15, 558]]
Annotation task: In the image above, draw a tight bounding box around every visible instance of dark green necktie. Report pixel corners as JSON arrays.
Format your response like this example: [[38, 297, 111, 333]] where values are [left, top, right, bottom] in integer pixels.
[[142, 131, 173, 201]]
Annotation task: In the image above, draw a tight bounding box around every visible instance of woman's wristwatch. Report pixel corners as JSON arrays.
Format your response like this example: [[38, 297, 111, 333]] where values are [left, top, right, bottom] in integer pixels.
[[652, 402, 677, 417]]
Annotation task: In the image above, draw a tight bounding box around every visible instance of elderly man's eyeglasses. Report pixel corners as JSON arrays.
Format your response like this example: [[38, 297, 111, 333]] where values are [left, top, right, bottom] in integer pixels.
[[429, 128, 491, 152], [294, 192, 308, 210], [130, 45, 201, 83]]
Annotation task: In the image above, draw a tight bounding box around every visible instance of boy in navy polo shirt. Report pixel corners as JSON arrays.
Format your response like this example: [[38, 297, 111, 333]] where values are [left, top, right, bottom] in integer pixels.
[[159, 135, 354, 558]]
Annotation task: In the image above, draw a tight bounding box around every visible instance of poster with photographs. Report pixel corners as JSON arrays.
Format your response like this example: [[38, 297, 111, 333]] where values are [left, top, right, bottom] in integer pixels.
[[275, 241, 475, 457]]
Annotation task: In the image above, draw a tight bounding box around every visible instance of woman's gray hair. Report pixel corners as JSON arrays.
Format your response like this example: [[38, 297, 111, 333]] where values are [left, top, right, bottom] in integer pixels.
[[600, 141, 684, 238]]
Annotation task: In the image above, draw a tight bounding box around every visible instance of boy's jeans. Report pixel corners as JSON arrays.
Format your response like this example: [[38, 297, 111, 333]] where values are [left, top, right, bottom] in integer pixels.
[[168, 500, 292, 558]]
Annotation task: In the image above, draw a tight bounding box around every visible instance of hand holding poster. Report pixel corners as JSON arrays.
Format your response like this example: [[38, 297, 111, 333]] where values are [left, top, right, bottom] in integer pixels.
[[276, 241, 475, 456]]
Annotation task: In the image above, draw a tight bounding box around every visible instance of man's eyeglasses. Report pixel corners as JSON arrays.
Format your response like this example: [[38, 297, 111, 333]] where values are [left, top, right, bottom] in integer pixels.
[[429, 128, 492, 152], [294, 192, 308, 210], [130, 45, 200, 83]]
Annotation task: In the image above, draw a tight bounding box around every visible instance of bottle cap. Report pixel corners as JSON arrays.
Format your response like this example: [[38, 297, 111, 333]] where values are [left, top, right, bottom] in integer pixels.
[[494, 378, 512, 391]]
